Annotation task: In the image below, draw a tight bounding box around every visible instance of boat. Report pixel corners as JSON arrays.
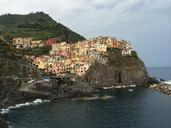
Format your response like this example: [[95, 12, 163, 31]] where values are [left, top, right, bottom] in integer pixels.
[[103, 86, 113, 90], [115, 86, 122, 89], [100, 96, 113, 100], [129, 85, 136, 87], [122, 86, 127, 88], [128, 89, 134, 92]]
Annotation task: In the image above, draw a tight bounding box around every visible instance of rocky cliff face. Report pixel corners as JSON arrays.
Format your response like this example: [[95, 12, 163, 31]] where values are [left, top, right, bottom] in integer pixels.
[[83, 48, 148, 87], [0, 37, 148, 109], [0, 38, 43, 107], [0, 38, 91, 107], [0, 116, 9, 128], [0, 38, 40, 78]]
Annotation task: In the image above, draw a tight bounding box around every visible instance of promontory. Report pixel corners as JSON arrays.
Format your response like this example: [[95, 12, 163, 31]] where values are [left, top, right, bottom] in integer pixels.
[[0, 12, 148, 109]]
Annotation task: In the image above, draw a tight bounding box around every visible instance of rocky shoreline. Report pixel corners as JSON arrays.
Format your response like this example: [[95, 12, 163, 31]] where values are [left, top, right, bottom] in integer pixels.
[[0, 36, 149, 128], [0, 115, 10, 128], [1, 80, 170, 128], [149, 82, 171, 96], [0, 37, 148, 107]]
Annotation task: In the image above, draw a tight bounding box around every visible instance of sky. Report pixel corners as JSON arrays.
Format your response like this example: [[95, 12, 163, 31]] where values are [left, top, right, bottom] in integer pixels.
[[0, 0, 171, 67]]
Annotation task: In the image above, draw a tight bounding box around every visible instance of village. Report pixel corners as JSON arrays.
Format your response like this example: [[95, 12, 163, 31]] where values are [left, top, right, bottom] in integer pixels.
[[12, 36, 133, 77]]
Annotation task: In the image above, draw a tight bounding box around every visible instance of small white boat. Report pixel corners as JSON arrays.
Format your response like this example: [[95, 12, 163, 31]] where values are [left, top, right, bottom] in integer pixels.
[[129, 85, 136, 87], [103, 86, 113, 90], [115, 86, 122, 89], [122, 86, 127, 88], [128, 89, 134, 92], [103, 87, 108, 90]]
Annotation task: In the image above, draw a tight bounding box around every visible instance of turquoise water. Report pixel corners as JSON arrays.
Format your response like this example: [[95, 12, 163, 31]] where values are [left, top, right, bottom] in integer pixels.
[[2, 68, 171, 128]]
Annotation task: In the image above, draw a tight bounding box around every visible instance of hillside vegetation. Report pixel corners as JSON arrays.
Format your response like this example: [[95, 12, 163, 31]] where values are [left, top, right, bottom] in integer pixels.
[[0, 12, 85, 42], [0, 38, 40, 78], [0, 38, 21, 57], [23, 46, 52, 56]]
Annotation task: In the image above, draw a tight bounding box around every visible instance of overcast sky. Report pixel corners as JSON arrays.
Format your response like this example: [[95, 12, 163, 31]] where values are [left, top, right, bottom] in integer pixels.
[[0, 0, 171, 67]]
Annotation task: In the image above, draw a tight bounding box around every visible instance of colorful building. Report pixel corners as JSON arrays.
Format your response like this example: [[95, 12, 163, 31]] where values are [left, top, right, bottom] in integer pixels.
[[12, 37, 32, 49]]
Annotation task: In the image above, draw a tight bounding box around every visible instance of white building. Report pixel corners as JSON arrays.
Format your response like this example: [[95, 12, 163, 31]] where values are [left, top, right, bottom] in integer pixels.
[[121, 42, 133, 56]]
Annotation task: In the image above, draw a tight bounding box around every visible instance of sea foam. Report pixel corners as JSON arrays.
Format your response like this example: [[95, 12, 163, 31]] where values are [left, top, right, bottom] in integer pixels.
[[163, 80, 171, 85], [0, 99, 50, 114], [72, 95, 114, 101]]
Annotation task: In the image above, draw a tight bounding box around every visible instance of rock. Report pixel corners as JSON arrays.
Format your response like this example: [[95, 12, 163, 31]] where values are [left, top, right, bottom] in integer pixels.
[[149, 84, 158, 88], [0, 39, 44, 108], [160, 78, 165, 82], [0, 115, 9, 128], [149, 82, 171, 96], [148, 77, 159, 84], [0, 37, 148, 108], [83, 49, 148, 88], [51, 76, 94, 97]]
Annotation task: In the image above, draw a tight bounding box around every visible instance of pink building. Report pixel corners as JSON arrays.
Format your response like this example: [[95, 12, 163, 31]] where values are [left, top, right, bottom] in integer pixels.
[[46, 38, 59, 46]]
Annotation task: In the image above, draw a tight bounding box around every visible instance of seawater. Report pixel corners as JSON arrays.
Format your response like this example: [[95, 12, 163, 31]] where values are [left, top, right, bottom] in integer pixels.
[[0, 99, 50, 114], [2, 88, 171, 128], [2, 68, 171, 128], [147, 67, 171, 80]]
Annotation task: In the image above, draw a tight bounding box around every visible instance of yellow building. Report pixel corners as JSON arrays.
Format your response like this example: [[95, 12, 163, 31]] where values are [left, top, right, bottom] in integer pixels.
[[76, 62, 91, 76], [12, 37, 32, 49], [31, 40, 42, 48]]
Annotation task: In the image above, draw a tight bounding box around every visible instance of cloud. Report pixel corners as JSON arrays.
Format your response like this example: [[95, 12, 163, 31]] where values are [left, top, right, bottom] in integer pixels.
[[125, 0, 147, 12], [0, 0, 171, 67], [90, 0, 120, 10]]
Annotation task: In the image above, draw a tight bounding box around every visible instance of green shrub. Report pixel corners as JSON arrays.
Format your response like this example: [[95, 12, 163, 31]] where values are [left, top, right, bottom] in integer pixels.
[[24, 46, 52, 56], [131, 51, 138, 59]]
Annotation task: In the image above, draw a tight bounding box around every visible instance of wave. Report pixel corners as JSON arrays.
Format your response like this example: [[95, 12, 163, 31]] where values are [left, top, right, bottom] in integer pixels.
[[100, 95, 114, 100], [72, 95, 114, 101], [0, 99, 50, 114], [72, 96, 99, 101], [163, 80, 171, 85]]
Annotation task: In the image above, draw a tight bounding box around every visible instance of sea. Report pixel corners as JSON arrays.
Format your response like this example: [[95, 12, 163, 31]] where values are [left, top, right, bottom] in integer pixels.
[[147, 67, 171, 80], [1, 67, 171, 128]]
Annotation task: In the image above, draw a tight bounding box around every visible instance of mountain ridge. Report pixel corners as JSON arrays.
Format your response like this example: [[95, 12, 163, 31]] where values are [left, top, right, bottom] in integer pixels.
[[0, 12, 86, 43]]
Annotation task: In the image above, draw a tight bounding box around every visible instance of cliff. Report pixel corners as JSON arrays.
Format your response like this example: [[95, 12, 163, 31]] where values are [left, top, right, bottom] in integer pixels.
[[0, 38, 91, 107], [83, 48, 148, 87], [0, 37, 149, 108], [0, 116, 9, 128], [0, 38, 45, 107], [0, 13, 149, 127], [0, 39, 40, 78]]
